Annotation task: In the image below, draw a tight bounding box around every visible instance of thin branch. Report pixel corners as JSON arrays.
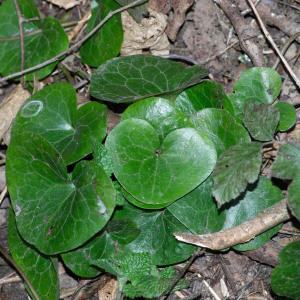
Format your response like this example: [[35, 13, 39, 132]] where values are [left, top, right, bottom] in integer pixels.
[[0, 0, 147, 84], [164, 250, 204, 299], [175, 199, 289, 250], [246, 0, 300, 89], [273, 32, 300, 69], [14, 0, 25, 84], [0, 244, 40, 300]]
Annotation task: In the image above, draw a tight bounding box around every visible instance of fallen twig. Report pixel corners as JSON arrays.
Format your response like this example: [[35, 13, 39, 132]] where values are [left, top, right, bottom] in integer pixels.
[[0, 186, 7, 206], [246, 0, 300, 89], [0, 0, 146, 84], [174, 199, 289, 250], [273, 32, 300, 70]]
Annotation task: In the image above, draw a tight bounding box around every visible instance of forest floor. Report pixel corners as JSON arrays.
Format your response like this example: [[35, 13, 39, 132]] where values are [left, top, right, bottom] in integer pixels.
[[0, 0, 300, 299]]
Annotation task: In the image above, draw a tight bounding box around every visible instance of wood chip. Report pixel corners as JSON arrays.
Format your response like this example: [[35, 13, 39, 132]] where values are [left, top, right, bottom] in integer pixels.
[[0, 84, 30, 145], [45, 0, 81, 10]]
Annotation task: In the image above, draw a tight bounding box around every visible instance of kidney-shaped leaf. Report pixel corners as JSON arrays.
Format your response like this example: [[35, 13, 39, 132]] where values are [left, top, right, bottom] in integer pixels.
[[61, 232, 115, 278], [0, 0, 69, 80], [80, 0, 123, 67], [223, 177, 282, 251], [175, 80, 228, 115], [271, 241, 300, 300], [8, 210, 59, 300], [243, 103, 280, 141], [106, 118, 216, 206], [90, 55, 208, 103], [272, 143, 300, 180], [276, 102, 296, 132], [114, 203, 196, 265], [6, 132, 116, 254], [191, 108, 250, 156], [287, 176, 300, 221], [12, 83, 107, 164], [212, 142, 262, 207], [227, 67, 282, 117], [168, 177, 225, 234], [122, 97, 189, 139]]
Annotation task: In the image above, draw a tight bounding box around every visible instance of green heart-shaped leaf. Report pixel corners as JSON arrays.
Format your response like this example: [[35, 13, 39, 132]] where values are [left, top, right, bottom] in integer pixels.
[[106, 118, 216, 206], [175, 80, 228, 115], [213, 142, 262, 207], [6, 132, 116, 254], [8, 209, 59, 300], [114, 203, 196, 265], [61, 232, 115, 278], [12, 83, 107, 164], [276, 102, 296, 132], [243, 103, 280, 141], [287, 176, 300, 221], [271, 241, 300, 300], [80, 0, 123, 67], [122, 97, 189, 139], [227, 67, 282, 117], [90, 55, 208, 103], [191, 108, 250, 156], [0, 0, 69, 80], [168, 177, 225, 234], [272, 143, 300, 180], [223, 177, 282, 251]]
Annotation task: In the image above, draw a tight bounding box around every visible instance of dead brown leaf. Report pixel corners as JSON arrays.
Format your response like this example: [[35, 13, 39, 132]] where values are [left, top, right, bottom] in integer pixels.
[[121, 8, 170, 56], [166, 0, 194, 41], [45, 0, 81, 10], [98, 277, 119, 300], [0, 84, 30, 145]]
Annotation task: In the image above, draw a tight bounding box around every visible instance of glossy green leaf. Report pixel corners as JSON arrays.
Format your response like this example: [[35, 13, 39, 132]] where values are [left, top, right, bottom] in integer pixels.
[[213, 142, 262, 207], [271, 241, 300, 300], [122, 97, 189, 139], [93, 143, 113, 177], [227, 67, 282, 117], [90, 55, 208, 103], [243, 103, 280, 141], [6, 132, 116, 254], [113, 203, 196, 265], [106, 118, 216, 206], [287, 177, 300, 221], [61, 232, 115, 278], [276, 102, 296, 131], [80, 0, 123, 67], [168, 177, 225, 234], [0, 0, 68, 80], [12, 83, 107, 164], [272, 143, 300, 180], [191, 108, 250, 156], [8, 209, 59, 300], [223, 177, 282, 251], [175, 80, 228, 115]]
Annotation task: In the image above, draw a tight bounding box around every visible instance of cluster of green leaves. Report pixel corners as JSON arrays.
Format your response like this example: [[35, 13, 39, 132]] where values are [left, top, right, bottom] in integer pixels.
[[1, 1, 300, 299]]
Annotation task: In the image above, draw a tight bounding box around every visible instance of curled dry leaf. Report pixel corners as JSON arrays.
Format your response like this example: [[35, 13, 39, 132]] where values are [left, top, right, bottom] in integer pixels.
[[121, 9, 170, 56], [45, 0, 81, 10], [149, 0, 171, 14], [0, 84, 30, 145], [166, 0, 194, 41]]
